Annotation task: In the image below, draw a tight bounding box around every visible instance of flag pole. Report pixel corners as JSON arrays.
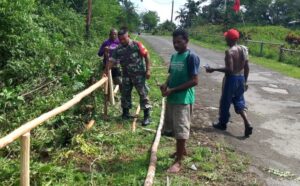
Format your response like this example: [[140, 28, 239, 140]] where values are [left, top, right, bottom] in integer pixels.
[[240, 11, 246, 27]]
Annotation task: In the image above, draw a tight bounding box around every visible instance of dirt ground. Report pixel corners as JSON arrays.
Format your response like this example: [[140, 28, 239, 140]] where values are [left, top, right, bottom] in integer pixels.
[[142, 35, 300, 186]]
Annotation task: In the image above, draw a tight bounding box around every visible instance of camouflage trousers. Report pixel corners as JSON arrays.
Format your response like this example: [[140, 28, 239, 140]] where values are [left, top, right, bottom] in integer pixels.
[[121, 75, 151, 110]]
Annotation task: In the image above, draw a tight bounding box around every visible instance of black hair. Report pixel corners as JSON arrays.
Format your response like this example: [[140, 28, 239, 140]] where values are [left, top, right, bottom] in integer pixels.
[[118, 26, 128, 36], [110, 28, 117, 34], [172, 29, 189, 41]]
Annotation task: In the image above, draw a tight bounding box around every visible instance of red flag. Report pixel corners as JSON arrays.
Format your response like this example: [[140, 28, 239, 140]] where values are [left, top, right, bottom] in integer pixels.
[[233, 0, 240, 13]]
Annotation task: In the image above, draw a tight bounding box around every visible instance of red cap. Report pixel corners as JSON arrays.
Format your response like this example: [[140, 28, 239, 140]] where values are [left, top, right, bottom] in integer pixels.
[[224, 29, 240, 41]]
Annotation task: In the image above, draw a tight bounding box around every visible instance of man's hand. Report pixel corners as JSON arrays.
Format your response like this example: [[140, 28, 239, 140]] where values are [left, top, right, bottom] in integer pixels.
[[146, 70, 151, 79], [104, 47, 109, 58], [160, 84, 167, 94], [244, 83, 248, 92], [102, 72, 108, 78], [162, 87, 173, 97], [205, 66, 214, 73]]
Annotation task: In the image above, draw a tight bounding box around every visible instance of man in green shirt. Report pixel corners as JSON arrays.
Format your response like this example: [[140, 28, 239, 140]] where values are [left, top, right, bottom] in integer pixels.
[[160, 29, 200, 173]]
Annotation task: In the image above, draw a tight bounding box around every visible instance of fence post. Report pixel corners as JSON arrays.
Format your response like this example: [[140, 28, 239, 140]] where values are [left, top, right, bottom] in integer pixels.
[[108, 70, 115, 105], [279, 45, 284, 62], [260, 41, 264, 56], [21, 132, 30, 186], [104, 79, 109, 118]]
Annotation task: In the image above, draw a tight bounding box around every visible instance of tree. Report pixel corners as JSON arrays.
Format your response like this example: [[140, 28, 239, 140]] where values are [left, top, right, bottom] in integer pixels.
[[117, 0, 141, 31], [268, 0, 300, 25], [175, 0, 202, 28], [142, 11, 160, 31], [184, 0, 200, 27], [159, 20, 176, 32], [175, 8, 187, 27]]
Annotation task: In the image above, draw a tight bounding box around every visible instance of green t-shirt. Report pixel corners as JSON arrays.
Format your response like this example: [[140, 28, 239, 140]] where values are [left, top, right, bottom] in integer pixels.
[[167, 51, 195, 104]]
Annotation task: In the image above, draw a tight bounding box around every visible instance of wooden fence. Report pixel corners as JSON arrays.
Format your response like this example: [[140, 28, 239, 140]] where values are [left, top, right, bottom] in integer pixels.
[[0, 70, 118, 186]]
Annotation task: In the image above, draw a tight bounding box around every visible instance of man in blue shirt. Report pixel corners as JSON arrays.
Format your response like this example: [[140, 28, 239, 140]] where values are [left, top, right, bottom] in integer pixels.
[[98, 28, 121, 85]]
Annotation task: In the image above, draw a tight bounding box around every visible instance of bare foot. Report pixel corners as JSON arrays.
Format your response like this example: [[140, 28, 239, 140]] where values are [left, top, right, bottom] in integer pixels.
[[167, 162, 181, 173], [169, 151, 187, 159], [169, 152, 177, 159]]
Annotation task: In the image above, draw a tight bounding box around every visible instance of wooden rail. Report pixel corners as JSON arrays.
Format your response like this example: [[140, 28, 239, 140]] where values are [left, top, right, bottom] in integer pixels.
[[0, 70, 120, 186], [0, 77, 108, 148]]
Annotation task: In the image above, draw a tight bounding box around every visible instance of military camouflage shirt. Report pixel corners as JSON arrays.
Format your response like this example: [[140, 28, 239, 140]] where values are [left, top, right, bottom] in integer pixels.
[[110, 40, 146, 77]]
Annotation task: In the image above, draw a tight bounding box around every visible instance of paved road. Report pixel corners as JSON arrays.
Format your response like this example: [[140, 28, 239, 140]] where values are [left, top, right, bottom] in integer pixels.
[[142, 35, 300, 185]]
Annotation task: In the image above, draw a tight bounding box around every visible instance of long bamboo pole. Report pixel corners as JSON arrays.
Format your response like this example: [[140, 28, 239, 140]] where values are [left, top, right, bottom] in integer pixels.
[[144, 98, 166, 186], [20, 132, 30, 186], [0, 77, 108, 148]]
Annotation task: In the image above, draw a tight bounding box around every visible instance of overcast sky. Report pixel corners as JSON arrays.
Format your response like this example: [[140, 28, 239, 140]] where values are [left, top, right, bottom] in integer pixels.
[[131, 0, 211, 24]]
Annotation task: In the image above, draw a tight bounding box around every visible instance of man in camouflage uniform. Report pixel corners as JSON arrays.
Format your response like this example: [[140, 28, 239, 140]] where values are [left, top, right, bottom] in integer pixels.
[[104, 27, 152, 126]]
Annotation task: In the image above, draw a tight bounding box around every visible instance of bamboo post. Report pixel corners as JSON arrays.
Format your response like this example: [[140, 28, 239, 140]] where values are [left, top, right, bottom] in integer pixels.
[[132, 105, 141, 132], [104, 79, 109, 118], [144, 98, 166, 186], [20, 132, 30, 186], [108, 70, 115, 105], [279, 45, 284, 62], [0, 77, 108, 148]]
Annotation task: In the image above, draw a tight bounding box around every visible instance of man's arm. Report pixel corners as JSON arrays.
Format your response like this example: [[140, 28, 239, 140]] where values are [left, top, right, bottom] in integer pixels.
[[244, 60, 249, 82], [102, 60, 113, 77], [98, 42, 107, 57], [162, 75, 198, 97], [163, 75, 198, 96], [103, 49, 117, 77], [162, 52, 200, 97], [206, 50, 233, 74], [160, 74, 170, 94], [145, 54, 151, 79]]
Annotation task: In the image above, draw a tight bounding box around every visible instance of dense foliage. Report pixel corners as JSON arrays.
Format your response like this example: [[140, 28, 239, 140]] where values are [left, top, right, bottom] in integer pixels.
[[175, 0, 300, 29]]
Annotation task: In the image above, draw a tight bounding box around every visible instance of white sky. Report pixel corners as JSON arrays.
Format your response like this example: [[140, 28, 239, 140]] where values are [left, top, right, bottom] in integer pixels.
[[131, 0, 211, 24]]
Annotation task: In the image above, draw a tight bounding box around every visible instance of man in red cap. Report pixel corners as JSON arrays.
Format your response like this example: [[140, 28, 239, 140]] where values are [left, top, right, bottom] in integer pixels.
[[205, 28, 253, 137]]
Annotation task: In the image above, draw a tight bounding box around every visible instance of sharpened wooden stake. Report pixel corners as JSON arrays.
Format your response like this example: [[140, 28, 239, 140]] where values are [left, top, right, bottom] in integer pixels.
[[21, 132, 30, 186], [144, 98, 166, 186], [108, 70, 115, 105], [85, 120, 95, 130], [104, 79, 109, 118], [113, 85, 119, 94], [132, 105, 141, 132]]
